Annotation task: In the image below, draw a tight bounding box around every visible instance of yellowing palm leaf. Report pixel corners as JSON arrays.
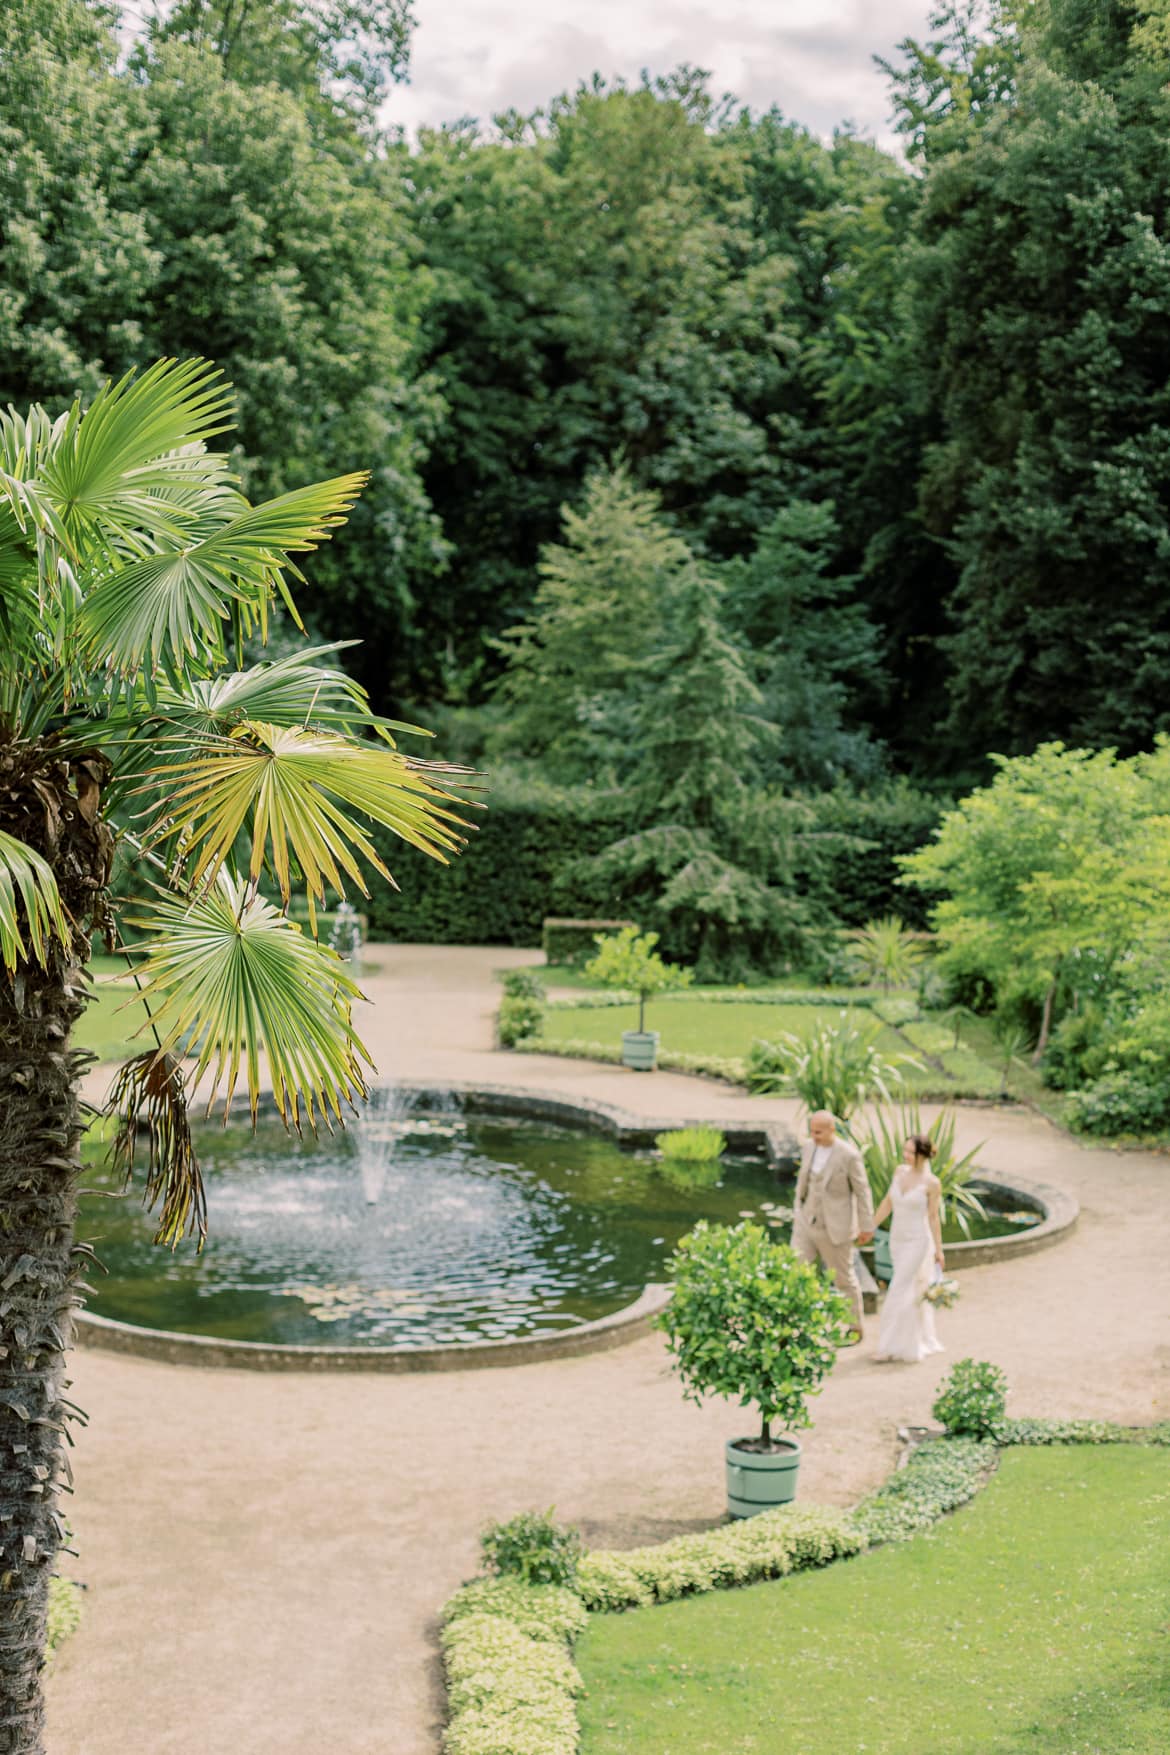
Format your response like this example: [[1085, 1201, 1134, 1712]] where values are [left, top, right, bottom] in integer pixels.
[[0, 831, 71, 972], [144, 722, 470, 904], [128, 877, 371, 1128]]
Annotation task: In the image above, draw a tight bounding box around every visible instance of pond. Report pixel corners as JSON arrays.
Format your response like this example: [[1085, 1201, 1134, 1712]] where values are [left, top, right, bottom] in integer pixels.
[[78, 1104, 1038, 1349]]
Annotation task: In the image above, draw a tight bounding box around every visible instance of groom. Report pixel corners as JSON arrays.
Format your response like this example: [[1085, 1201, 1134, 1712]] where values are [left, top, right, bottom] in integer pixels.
[[792, 1110, 875, 1343]]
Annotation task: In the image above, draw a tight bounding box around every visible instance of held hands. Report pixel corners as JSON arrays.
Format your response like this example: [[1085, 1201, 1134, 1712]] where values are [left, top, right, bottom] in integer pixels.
[[857, 1231, 874, 1246]]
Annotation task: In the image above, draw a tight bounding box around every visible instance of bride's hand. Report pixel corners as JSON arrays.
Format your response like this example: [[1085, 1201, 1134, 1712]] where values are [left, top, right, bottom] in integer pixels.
[[935, 1249, 945, 1269]]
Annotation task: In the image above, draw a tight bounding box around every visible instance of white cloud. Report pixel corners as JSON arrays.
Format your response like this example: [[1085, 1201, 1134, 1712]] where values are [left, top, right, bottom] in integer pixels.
[[383, 0, 937, 148]]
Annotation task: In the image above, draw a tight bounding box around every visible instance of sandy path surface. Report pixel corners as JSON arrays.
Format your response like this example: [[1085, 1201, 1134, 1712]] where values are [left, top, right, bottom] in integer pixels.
[[48, 945, 1170, 1753]]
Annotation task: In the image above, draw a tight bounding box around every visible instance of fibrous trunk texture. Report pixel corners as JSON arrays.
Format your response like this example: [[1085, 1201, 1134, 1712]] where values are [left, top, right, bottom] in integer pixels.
[[0, 745, 110, 1754]]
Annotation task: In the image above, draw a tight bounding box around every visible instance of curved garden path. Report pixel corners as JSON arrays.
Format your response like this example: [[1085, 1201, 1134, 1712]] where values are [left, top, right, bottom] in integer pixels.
[[49, 945, 1170, 1754]]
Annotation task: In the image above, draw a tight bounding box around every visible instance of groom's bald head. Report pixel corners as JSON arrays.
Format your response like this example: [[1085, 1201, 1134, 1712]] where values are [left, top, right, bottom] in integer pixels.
[[809, 1111, 837, 1145]]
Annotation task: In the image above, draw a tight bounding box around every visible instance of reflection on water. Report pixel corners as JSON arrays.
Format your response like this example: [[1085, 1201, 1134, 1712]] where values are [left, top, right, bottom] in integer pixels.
[[78, 1113, 1036, 1349]]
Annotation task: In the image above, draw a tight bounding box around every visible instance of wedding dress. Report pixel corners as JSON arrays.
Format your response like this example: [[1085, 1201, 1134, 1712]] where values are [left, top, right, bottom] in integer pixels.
[[876, 1176, 944, 1363]]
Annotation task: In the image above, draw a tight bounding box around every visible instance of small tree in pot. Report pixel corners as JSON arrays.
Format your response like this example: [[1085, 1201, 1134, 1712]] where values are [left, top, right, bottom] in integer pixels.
[[583, 924, 691, 1069], [656, 1221, 850, 1516]]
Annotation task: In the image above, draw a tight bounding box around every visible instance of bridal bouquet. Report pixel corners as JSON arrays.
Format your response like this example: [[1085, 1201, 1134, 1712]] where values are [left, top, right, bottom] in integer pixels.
[[922, 1275, 960, 1309]]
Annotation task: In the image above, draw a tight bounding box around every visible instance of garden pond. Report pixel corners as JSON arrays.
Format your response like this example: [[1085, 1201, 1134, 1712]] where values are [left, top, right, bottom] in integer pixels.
[[79, 1106, 1038, 1348]]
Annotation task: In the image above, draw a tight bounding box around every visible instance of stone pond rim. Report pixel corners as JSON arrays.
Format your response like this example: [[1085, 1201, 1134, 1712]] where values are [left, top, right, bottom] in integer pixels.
[[72, 1082, 1078, 1372]]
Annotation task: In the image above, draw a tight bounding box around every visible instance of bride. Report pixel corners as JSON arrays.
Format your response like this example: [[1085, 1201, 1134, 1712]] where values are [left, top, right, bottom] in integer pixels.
[[871, 1132, 945, 1364]]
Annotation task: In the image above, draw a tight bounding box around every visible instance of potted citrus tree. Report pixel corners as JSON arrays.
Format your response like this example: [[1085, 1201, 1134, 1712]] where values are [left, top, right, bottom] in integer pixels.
[[583, 925, 691, 1070], [656, 1221, 850, 1516]]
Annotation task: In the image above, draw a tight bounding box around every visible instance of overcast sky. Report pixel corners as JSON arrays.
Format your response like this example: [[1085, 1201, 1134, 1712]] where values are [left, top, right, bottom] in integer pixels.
[[382, 0, 937, 149]]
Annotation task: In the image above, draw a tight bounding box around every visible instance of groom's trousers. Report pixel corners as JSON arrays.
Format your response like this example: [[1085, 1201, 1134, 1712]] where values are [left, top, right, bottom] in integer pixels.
[[792, 1215, 864, 1334]]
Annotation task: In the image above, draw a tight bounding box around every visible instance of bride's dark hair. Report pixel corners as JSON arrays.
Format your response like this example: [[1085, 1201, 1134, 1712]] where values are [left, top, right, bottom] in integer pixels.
[[908, 1132, 935, 1162]]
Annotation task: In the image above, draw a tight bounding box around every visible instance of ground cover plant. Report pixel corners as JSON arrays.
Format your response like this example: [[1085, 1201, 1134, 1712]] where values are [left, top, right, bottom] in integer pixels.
[[575, 1443, 1170, 1753]]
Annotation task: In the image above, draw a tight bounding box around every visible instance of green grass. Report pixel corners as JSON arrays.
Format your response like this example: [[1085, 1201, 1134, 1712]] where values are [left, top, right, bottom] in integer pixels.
[[73, 975, 156, 1063], [577, 1445, 1170, 1754], [544, 1000, 917, 1067]]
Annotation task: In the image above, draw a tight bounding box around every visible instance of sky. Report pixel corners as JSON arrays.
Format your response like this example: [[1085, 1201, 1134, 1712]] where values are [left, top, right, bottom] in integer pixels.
[[381, 0, 938, 149]]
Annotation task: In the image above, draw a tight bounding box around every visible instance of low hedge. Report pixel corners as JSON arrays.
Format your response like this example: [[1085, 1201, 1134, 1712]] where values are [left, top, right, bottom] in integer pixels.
[[850, 1438, 996, 1546]]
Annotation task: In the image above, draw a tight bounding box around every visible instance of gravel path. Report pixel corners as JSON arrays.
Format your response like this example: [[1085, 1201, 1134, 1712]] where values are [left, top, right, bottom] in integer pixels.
[[48, 945, 1170, 1754]]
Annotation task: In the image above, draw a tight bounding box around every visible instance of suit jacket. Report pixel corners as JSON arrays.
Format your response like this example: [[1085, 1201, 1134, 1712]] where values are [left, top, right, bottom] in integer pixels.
[[795, 1138, 875, 1247]]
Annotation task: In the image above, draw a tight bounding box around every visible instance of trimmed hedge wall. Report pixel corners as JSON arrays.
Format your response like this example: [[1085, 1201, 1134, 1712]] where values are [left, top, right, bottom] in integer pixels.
[[366, 774, 946, 949]]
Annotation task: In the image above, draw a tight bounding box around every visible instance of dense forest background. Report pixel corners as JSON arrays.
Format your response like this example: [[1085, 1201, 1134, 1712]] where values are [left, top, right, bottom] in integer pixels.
[[5, 0, 1170, 967]]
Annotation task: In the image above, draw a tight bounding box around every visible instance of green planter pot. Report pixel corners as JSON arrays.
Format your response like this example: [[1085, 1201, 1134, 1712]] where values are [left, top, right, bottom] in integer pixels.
[[872, 1228, 893, 1283], [621, 1029, 659, 1071], [725, 1435, 801, 1519]]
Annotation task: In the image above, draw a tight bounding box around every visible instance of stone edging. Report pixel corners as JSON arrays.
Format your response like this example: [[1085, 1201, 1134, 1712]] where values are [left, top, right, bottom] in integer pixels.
[[73, 1083, 1077, 1371]]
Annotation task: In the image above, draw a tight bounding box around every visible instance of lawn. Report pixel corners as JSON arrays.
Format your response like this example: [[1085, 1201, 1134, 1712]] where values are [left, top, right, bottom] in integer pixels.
[[576, 1445, 1170, 1754], [542, 999, 910, 1062], [73, 971, 157, 1063]]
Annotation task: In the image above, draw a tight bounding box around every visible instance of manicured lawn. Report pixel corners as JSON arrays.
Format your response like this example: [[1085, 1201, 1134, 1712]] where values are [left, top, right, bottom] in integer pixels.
[[577, 1445, 1170, 1754], [543, 1000, 917, 1066], [73, 975, 157, 1062]]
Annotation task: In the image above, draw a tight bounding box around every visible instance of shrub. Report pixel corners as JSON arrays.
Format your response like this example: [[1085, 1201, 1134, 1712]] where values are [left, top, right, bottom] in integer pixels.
[[932, 1359, 1008, 1439], [541, 917, 636, 964], [998, 1417, 1129, 1446], [583, 926, 692, 1035], [497, 993, 544, 1048], [858, 1102, 987, 1235], [1067, 1068, 1170, 1135], [481, 1509, 583, 1589], [655, 1126, 726, 1190], [656, 1222, 850, 1445], [577, 1503, 863, 1611], [501, 969, 547, 1001], [1041, 1004, 1108, 1091], [745, 1012, 915, 1122], [442, 1577, 588, 1643], [852, 1437, 995, 1545], [440, 1613, 582, 1755], [845, 915, 926, 991]]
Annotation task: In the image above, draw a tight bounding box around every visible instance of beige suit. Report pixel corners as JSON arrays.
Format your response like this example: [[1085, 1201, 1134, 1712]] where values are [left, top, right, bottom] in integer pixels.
[[792, 1137, 875, 1334]]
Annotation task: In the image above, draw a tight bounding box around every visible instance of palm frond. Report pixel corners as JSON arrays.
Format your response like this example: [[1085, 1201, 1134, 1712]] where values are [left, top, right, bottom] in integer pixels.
[[141, 721, 471, 905], [0, 830, 71, 972], [37, 359, 235, 546], [127, 875, 372, 1127], [106, 1051, 207, 1249], [80, 475, 368, 674]]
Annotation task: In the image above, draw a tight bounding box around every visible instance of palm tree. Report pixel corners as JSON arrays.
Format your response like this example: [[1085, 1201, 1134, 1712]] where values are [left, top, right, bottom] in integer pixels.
[[0, 360, 469, 1752]]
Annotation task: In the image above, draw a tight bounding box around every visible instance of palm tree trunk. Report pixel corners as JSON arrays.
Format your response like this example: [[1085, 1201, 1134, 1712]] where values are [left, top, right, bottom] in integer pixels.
[[0, 746, 110, 1754], [0, 959, 87, 1754]]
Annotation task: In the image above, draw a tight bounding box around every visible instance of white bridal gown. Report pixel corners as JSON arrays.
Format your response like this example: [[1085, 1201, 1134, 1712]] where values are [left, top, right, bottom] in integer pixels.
[[876, 1177, 945, 1363]]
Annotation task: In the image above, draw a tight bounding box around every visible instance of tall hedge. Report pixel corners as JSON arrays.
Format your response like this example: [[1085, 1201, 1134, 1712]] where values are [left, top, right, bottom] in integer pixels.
[[366, 775, 945, 950]]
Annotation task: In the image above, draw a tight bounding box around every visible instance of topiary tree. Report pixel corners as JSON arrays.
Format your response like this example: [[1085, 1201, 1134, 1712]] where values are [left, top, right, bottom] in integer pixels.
[[583, 924, 691, 1034], [655, 1222, 850, 1448]]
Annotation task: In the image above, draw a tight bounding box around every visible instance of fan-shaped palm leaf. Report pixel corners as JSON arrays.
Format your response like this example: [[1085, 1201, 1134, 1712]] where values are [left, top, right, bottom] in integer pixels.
[[0, 831, 70, 971], [127, 877, 370, 1127], [142, 721, 470, 904], [80, 474, 368, 673]]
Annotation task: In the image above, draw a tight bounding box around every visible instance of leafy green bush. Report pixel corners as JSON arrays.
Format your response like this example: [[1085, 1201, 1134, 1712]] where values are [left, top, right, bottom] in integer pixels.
[[481, 1509, 583, 1588], [442, 1577, 588, 1643], [932, 1359, 1008, 1439], [577, 1503, 863, 1612], [998, 1417, 1130, 1446], [1041, 1004, 1109, 1091], [745, 1012, 914, 1120], [858, 1101, 987, 1234], [440, 1612, 582, 1755], [845, 915, 926, 990], [501, 969, 547, 1001], [541, 917, 636, 964], [1067, 1068, 1170, 1135], [656, 1222, 849, 1445], [656, 1126, 726, 1164], [47, 1575, 81, 1658], [497, 993, 544, 1047], [851, 1438, 996, 1545], [583, 926, 692, 1034]]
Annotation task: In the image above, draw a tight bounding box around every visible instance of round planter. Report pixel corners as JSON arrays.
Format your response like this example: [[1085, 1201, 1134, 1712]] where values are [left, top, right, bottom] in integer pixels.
[[621, 1029, 659, 1071], [725, 1435, 801, 1519], [872, 1228, 893, 1283]]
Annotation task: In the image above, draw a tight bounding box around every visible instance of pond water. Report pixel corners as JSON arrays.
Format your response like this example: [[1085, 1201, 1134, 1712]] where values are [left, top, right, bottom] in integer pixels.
[[78, 1107, 1037, 1348]]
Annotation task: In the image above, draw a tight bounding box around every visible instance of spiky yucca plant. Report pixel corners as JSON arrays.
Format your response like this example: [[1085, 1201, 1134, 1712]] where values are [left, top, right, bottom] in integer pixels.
[[0, 360, 469, 1752]]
